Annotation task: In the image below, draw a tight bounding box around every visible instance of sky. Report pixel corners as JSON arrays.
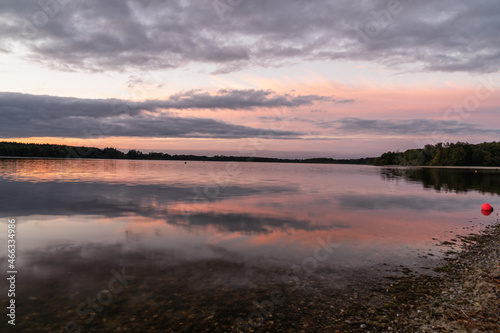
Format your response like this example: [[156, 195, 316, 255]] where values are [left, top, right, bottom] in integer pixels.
[[0, 0, 499, 158]]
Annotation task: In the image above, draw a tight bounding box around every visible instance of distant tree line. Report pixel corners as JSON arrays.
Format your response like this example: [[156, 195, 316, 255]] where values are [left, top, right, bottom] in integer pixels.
[[374, 142, 500, 166], [0, 142, 124, 159], [0, 141, 374, 164], [4, 141, 500, 166]]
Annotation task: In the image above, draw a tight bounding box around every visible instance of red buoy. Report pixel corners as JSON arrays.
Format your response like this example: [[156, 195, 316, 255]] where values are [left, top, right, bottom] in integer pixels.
[[482, 210, 492, 216], [481, 203, 493, 211]]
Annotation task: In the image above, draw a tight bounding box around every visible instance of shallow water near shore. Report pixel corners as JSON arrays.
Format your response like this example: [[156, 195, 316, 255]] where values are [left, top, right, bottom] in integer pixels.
[[0, 159, 498, 332]]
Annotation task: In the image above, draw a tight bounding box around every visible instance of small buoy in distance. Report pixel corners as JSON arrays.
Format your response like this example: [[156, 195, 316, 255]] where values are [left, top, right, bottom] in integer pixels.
[[481, 203, 493, 211]]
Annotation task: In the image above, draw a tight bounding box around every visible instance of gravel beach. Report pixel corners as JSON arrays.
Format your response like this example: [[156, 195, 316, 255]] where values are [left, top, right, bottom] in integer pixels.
[[377, 221, 500, 333]]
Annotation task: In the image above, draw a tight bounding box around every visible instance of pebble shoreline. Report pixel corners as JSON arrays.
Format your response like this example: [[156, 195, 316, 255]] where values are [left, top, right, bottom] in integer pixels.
[[386, 221, 500, 333], [233, 220, 500, 333]]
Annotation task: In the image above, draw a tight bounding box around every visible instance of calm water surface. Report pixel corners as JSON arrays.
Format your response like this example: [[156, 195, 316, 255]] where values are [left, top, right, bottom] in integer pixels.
[[0, 159, 498, 332]]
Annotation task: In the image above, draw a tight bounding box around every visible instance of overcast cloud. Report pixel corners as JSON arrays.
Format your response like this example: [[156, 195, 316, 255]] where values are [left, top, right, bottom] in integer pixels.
[[0, 91, 306, 139], [327, 117, 500, 136], [2, 0, 500, 73], [1, 92, 496, 141]]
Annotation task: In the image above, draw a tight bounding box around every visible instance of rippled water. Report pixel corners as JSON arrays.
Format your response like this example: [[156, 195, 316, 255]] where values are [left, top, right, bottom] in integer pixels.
[[0, 159, 498, 332]]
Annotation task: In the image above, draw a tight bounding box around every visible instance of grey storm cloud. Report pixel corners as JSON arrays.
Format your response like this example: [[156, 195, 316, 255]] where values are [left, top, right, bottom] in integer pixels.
[[324, 117, 500, 136], [2, 0, 500, 73], [163, 89, 335, 110], [0, 91, 308, 139]]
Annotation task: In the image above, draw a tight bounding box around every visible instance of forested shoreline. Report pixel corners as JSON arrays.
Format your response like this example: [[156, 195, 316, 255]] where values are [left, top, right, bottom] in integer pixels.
[[2, 141, 500, 166], [374, 141, 500, 166], [0, 141, 373, 164]]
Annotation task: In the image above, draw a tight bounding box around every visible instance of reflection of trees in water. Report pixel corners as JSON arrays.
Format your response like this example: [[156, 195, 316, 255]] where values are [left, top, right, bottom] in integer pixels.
[[380, 167, 500, 195]]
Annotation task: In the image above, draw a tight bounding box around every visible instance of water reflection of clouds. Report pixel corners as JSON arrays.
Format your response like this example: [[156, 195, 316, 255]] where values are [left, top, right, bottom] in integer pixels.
[[2, 161, 497, 274], [1, 179, 333, 234], [167, 212, 330, 233], [10, 242, 279, 287], [1, 177, 488, 238], [337, 194, 484, 212], [0, 179, 295, 216]]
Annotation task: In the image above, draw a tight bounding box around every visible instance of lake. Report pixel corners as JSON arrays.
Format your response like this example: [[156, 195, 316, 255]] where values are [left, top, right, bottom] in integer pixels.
[[0, 158, 498, 332]]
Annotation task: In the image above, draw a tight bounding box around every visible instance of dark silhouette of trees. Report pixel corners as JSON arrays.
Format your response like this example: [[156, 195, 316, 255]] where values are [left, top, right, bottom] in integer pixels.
[[374, 141, 500, 166], [0, 141, 376, 164], [4, 140, 499, 166]]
